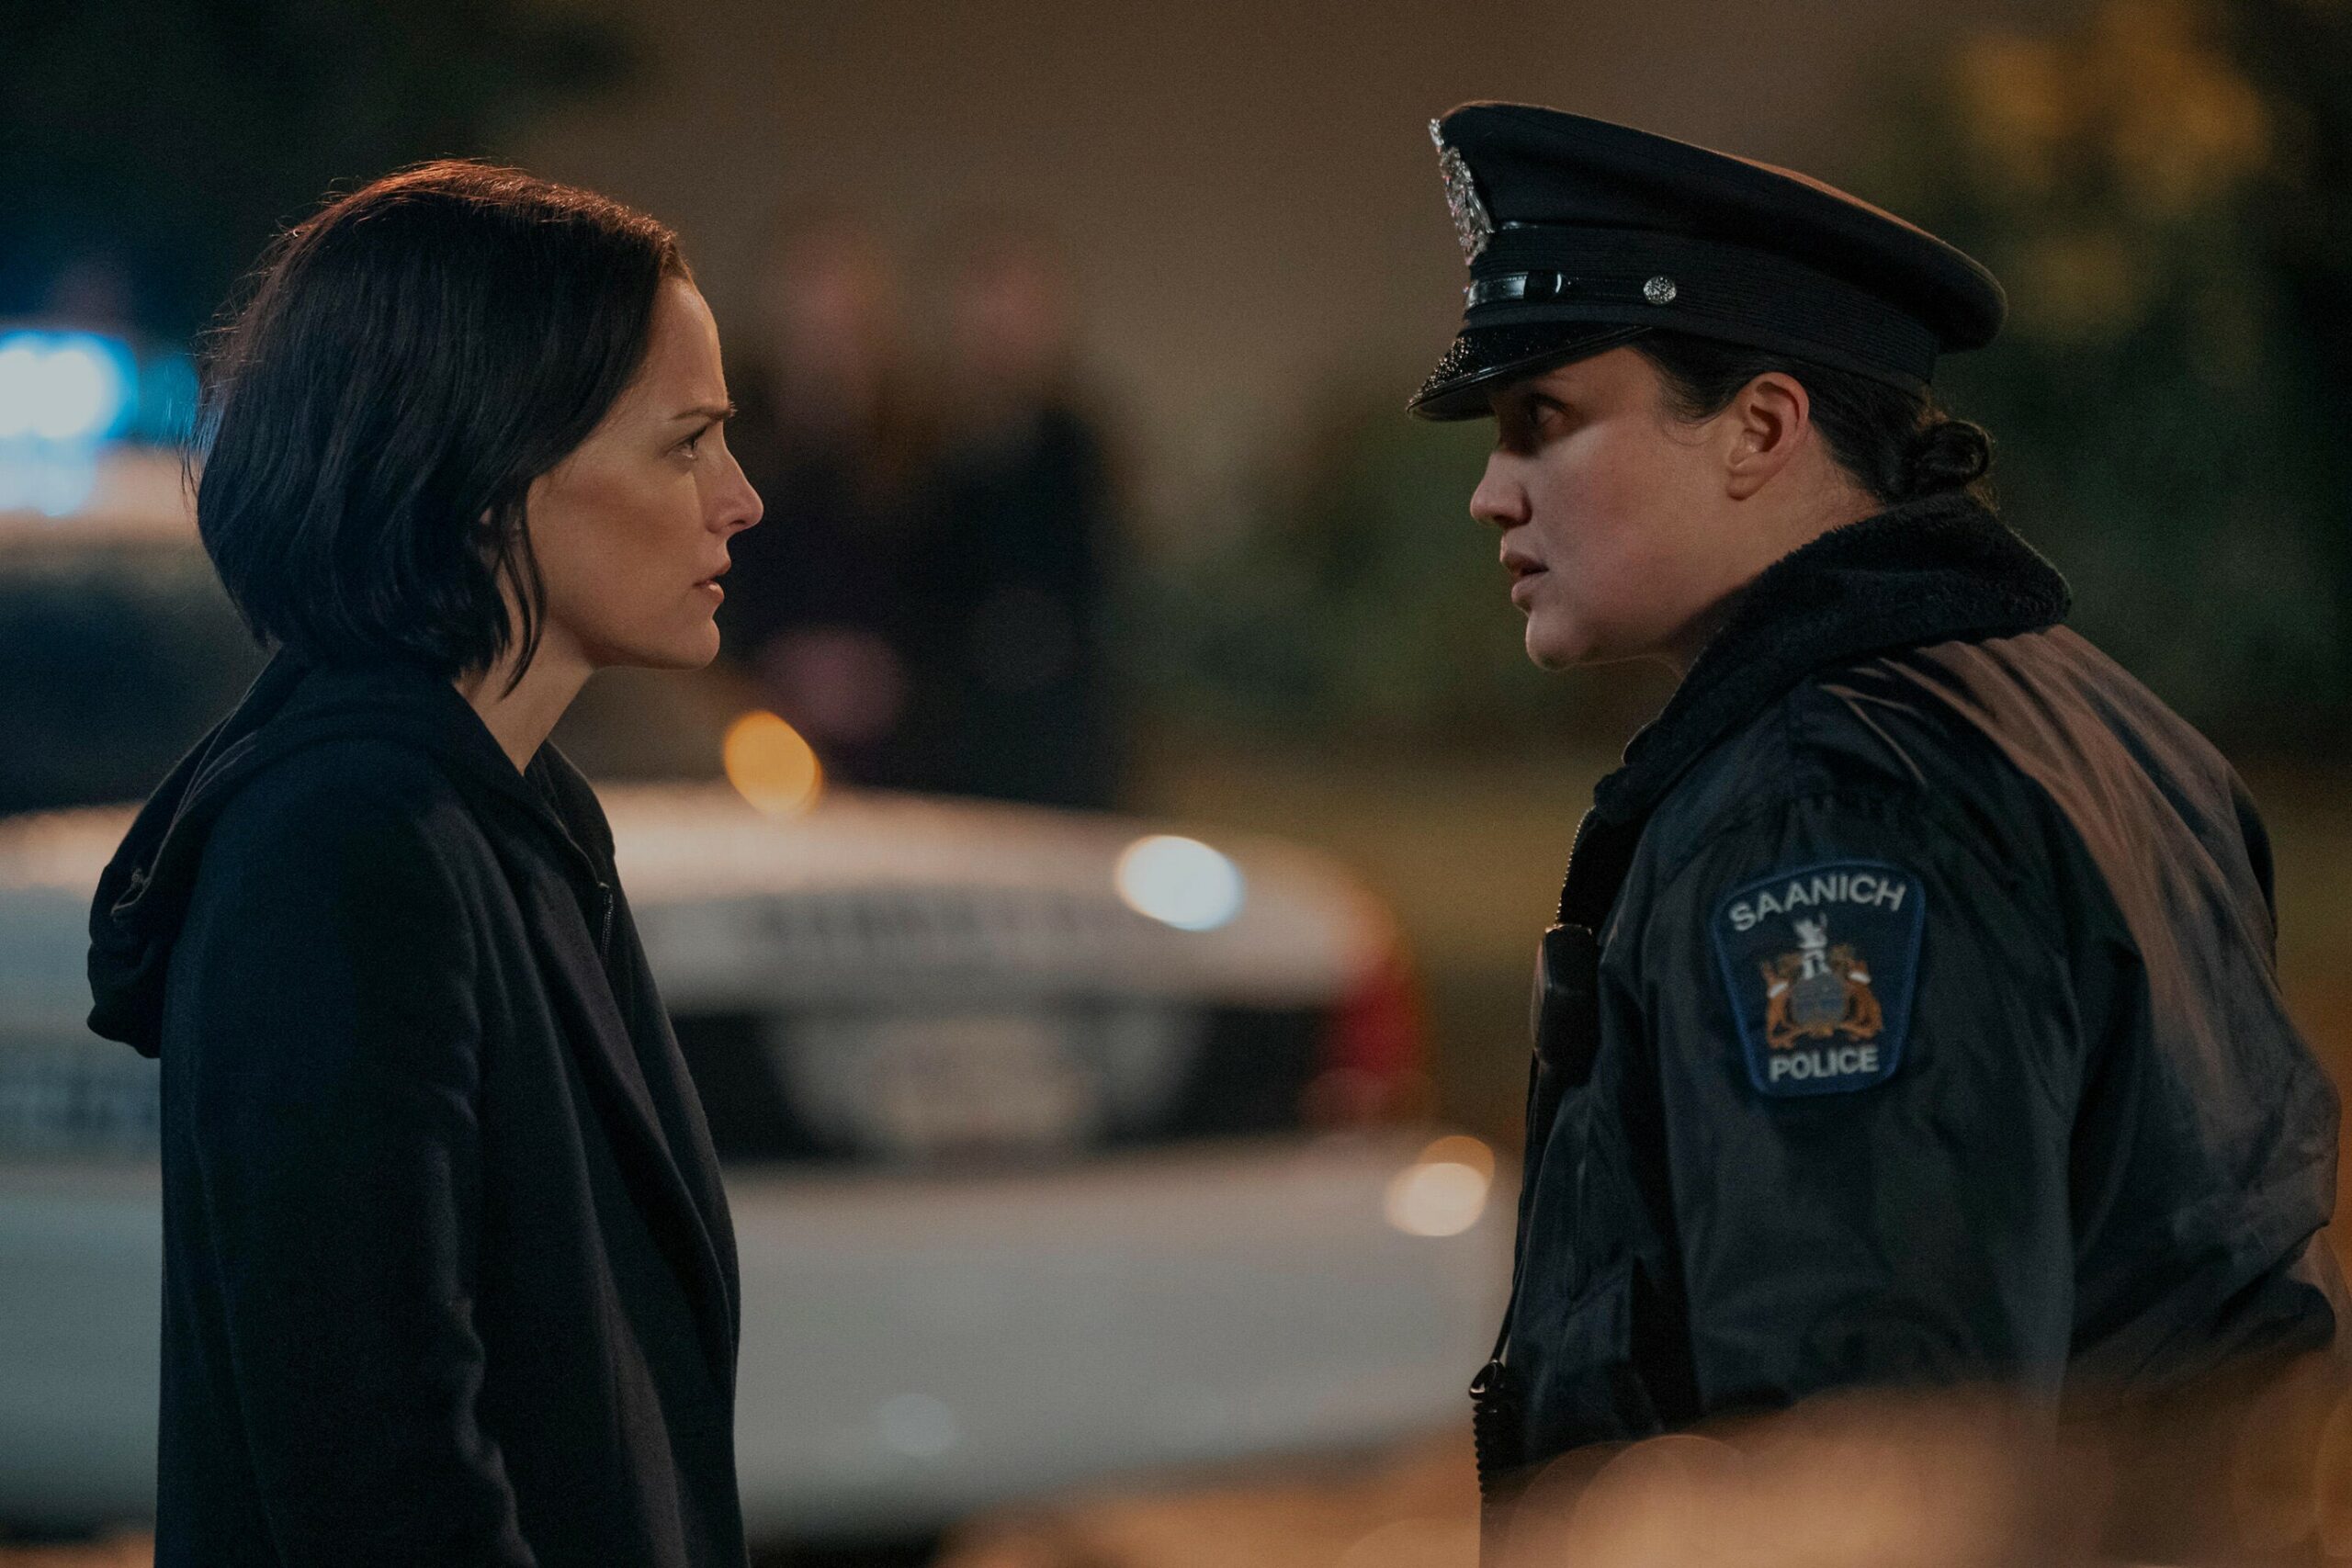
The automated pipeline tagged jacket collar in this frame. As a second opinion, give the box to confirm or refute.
[88,649,607,1055]
[1592,490,2071,827]
[1555,491,2068,927]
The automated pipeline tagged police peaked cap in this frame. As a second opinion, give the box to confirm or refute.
[1410,103,2006,420]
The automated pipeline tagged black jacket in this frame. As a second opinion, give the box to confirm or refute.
[86,654,747,1568]
[1481,492,2347,1492]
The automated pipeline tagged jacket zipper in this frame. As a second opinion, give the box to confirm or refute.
[1490,807,1608,1373]
[1555,807,1596,925]
[595,881,615,963]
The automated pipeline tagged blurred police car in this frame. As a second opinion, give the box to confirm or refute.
[0,434,1507,1540]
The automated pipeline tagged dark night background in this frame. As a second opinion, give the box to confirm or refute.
[6,1,2351,1559]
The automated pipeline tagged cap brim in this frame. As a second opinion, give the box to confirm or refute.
[1408,322,1652,421]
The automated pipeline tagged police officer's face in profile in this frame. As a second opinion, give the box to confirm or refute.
[1472,345,1839,672]
[524,278,765,672]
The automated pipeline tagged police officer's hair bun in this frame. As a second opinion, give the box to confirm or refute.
[1897,418,1993,502]
[1634,333,1994,510]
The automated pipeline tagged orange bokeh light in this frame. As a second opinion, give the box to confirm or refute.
[722,710,823,817]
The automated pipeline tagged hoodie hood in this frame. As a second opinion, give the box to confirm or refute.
[87,649,611,1056]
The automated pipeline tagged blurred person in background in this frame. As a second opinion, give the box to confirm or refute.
[1410,104,2347,1560]
[915,212,1123,809]
[719,206,943,789]
[83,164,762,1567]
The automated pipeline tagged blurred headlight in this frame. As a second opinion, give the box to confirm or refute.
[1114,834,1246,931]
[1384,1134,1494,1237]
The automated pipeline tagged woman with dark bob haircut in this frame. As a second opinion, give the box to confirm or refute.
[87,161,763,1566]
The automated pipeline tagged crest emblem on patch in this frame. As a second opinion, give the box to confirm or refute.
[1711,860,1925,1098]
[1761,917,1883,1050]
[1430,119,1494,263]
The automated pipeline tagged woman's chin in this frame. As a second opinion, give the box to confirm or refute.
[1526,609,1662,672]
[661,628,724,671]
[1524,615,1591,671]
[600,625,723,673]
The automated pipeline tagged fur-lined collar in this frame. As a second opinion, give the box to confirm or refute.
[1593,491,2071,828]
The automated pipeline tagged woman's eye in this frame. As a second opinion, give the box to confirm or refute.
[1498,406,1544,449]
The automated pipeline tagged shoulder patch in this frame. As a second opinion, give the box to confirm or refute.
[1710,860,1925,1098]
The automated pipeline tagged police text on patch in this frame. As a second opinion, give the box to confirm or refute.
[1768,1043,1880,1083]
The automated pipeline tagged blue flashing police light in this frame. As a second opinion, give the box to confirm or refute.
[0,332,138,444]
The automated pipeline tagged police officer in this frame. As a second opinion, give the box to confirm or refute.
[1411,103,2350,1547]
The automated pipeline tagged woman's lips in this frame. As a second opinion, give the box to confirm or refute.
[1505,554,1546,607]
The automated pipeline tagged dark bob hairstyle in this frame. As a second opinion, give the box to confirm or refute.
[193,160,688,686]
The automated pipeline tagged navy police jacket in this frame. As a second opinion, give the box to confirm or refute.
[1483,491,2347,1487]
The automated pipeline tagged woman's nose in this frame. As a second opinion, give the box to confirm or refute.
[1469,456,1528,531]
[718,452,763,534]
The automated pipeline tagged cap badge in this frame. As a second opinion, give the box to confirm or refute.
[1430,120,1494,264]
[1643,275,1679,306]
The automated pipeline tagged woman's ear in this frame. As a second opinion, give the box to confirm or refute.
[1722,371,1811,501]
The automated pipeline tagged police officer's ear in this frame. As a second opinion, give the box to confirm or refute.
[1719,370,1813,502]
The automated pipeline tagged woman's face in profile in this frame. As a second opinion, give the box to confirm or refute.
[1471,346,1735,672]
[526,278,763,673]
